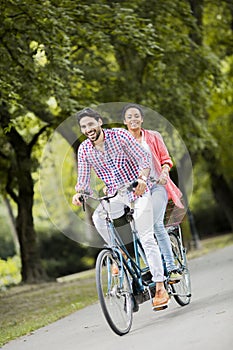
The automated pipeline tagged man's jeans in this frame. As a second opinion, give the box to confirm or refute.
[93,191,164,283]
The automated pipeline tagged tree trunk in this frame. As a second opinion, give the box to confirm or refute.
[16,170,47,282]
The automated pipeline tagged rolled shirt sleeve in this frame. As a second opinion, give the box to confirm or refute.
[75,145,92,194]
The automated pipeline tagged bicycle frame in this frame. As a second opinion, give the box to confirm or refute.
[100,198,156,304]
[81,184,190,287]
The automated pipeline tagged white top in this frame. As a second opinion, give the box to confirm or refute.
[140,134,158,181]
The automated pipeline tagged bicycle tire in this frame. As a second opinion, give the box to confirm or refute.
[169,231,191,306]
[95,249,133,336]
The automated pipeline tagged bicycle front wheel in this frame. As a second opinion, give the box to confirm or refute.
[96,249,133,336]
[169,232,191,306]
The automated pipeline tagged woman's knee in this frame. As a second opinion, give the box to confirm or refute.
[154,223,167,237]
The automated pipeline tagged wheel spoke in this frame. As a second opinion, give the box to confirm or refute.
[169,231,191,306]
[96,249,133,335]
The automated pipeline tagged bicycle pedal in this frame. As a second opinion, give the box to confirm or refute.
[168,280,180,284]
[152,304,168,312]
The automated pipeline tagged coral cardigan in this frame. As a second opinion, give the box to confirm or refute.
[142,129,184,208]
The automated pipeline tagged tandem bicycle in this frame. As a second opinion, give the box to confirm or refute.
[80,181,191,336]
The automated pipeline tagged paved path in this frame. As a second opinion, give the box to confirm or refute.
[2,245,233,350]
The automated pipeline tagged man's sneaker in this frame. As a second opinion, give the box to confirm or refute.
[168,270,182,284]
[152,290,170,311]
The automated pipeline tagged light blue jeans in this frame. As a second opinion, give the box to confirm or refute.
[151,184,177,272]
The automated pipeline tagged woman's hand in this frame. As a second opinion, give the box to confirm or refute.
[157,170,168,185]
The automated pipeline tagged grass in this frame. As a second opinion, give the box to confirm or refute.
[0,232,233,347]
[0,271,97,347]
[187,232,233,259]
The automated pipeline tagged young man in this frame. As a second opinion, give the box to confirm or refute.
[72,107,169,310]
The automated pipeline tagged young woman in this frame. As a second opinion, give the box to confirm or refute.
[122,103,184,282]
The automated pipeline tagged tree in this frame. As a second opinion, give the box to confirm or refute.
[0,0,82,282]
[0,0,164,282]
[0,107,48,281]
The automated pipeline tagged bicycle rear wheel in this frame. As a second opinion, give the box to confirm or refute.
[96,249,133,336]
[169,231,191,306]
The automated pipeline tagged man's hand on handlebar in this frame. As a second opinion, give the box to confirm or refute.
[102,186,108,195]
[72,193,83,206]
[134,178,147,196]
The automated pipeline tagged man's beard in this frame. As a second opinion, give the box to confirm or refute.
[86,127,102,143]
[94,128,102,142]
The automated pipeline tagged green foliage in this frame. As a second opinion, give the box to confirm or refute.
[38,230,98,278]
[1,0,232,150]
[190,158,215,211]
[0,0,81,118]
[1,0,231,165]
[194,204,230,237]
[207,57,233,187]
[203,0,233,58]
[190,158,231,236]
[0,256,21,290]
[0,236,15,260]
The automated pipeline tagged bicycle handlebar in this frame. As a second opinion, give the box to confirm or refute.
[79,180,138,211]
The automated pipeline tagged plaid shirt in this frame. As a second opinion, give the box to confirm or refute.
[75,128,151,200]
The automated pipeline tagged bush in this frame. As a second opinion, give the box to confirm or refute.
[0,256,21,290]
[193,204,231,237]
[0,238,15,259]
[38,230,100,278]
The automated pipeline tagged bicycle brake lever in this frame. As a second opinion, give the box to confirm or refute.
[127,181,138,192]
[79,195,86,211]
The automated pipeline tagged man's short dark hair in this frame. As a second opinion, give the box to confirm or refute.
[76,108,103,125]
[121,103,144,120]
